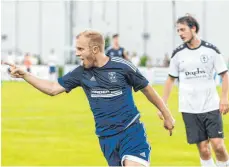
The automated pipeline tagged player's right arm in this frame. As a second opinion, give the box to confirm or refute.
[158,52,179,119]
[162,76,176,104]
[24,73,65,96]
[5,62,65,96]
[157,76,176,120]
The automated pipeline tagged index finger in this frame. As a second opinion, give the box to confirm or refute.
[4,62,16,67]
[169,129,173,136]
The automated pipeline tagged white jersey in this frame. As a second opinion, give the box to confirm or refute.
[169,40,228,114]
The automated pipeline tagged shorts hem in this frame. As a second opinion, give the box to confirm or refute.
[121,155,150,167]
[188,138,208,144]
[208,136,224,139]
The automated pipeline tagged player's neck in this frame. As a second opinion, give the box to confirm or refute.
[113,44,120,50]
[94,54,109,68]
[186,36,201,49]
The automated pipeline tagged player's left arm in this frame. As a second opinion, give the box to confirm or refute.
[126,64,175,135]
[123,49,130,61]
[213,46,229,115]
[141,85,175,123]
[220,71,229,115]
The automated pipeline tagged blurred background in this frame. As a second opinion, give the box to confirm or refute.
[1,0,229,166]
[2,1,229,66]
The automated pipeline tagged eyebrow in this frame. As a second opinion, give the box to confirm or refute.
[177,28,185,31]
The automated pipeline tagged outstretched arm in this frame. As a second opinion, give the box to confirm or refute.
[5,62,65,96]
[141,85,175,136]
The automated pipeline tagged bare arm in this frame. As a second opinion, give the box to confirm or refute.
[162,76,176,103]
[219,71,229,114]
[123,50,129,61]
[141,85,173,120]
[6,62,65,96]
[141,85,175,135]
[23,73,65,96]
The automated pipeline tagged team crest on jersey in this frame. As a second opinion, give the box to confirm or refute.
[118,50,122,56]
[200,54,208,63]
[110,52,114,56]
[108,72,117,82]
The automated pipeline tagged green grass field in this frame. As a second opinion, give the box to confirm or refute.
[1,82,229,166]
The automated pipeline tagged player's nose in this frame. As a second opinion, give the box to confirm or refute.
[178,31,183,36]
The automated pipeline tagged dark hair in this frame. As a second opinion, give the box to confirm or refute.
[177,14,200,33]
[112,33,119,38]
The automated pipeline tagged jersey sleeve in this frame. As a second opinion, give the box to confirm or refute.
[168,53,179,78]
[125,63,149,92]
[121,48,125,58]
[58,65,84,93]
[105,47,111,57]
[214,52,228,75]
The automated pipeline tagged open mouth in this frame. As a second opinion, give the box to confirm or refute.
[80,59,84,66]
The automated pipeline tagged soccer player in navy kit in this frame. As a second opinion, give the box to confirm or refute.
[106,34,129,60]
[159,15,229,167]
[6,30,175,166]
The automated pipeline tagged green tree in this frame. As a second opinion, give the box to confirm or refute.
[105,35,111,50]
[139,55,148,67]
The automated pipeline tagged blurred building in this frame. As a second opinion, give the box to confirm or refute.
[2,1,229,65]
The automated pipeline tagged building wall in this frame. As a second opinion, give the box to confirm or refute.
[2,1,229,65]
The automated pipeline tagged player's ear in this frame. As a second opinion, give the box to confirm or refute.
[92,46,99,54]
[191,26,196,33]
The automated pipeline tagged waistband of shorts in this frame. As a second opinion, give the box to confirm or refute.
[98,119,140,139]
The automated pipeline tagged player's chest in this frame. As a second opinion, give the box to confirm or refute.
[110,50,123,57]
[178,51,214,69]
[81,70,126,88]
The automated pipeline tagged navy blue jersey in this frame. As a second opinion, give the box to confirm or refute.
[106,47,125,58]
[58,57,149,137]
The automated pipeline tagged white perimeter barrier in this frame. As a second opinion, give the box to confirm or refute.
[63,65,222,85]
[1,65,222,85]
[1,65,50,81]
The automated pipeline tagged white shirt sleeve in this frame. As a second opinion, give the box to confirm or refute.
[169,56,179,78]
[214,53,228,74]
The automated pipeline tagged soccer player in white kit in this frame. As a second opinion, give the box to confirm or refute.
[159,15,229,167]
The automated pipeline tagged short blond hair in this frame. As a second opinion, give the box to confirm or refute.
[76,30,105,52]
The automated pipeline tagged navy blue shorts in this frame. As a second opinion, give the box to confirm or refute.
[99,121,151,166]
[49,66,56,73]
